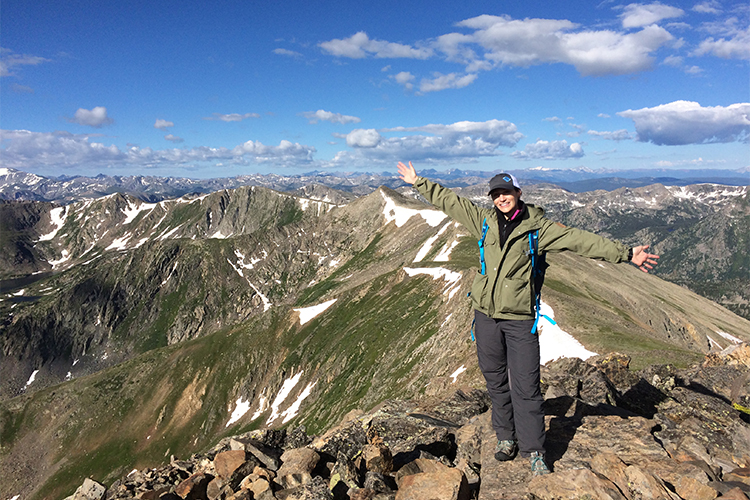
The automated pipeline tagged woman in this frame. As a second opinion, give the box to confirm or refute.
[397,161,659,475]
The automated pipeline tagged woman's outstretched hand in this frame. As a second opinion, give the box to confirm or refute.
[631,245,660,273]
[397,161,417,185]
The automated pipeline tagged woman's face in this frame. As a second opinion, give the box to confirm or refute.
[490,188,521,216]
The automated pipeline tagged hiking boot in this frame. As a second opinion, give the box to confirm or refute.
[494,439,518,461]
[529,451,550,476]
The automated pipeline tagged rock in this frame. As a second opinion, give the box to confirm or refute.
[230,437,282,471]
[69,478,107,500]
[363,471,394,493]
[206,477,232,500]
[276,475,334,500]
[528,469,626,499]
[394,467,470,500]
[622,464,681,499]
[394,458,450,488]
[360,440,393,475]
[214,450,248,480]
[175,472,214,500]
[329,452,360,495]
[674,476,719,500]
[726,468,750,485]
[278,447,320,475]
[719,488,750,500]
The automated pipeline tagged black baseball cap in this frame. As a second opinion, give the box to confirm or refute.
[488,173,521,195]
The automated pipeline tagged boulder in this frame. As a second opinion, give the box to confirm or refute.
[395,467,470,500]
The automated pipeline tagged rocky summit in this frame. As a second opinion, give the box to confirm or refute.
[58,344,750,500]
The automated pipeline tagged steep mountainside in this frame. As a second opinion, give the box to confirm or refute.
[2,184,750,499]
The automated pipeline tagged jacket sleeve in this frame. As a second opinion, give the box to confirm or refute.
[413,177,487,239]
[538,219,630,263]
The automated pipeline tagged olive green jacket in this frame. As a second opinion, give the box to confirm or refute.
[413,177,630,320]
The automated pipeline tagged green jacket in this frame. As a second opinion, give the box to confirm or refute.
[414,177,630,320]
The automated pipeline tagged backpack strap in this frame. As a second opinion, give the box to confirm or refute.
[478,218,490,275]
[528,230,556,335]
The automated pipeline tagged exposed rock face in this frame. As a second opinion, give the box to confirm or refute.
[54,346,750,500]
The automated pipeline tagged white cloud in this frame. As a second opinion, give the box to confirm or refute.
[327,119,523,166]
[418,72,478,93]
[301,109,361,125]
[164,134,184,143]
[618,101,750,145]
[0,129,316,170]
[346,129,381,148]
[452,15,674,76]
[512,140,584,160]
[543,116,562,123]
[692,1,721,14]
[618,3,684,29]
[70,107,113,128]
[203,113,261,122]
[392,71,415,90]
[273,48,303,58]
[154,119,174,130]
[319,31,433,59]
[0,48,50,77]
[692,25,750,60]
[587,129,633,141]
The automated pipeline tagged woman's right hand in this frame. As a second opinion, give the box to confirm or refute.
[397,161,417,185]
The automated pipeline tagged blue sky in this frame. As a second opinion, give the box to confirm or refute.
[1,0,748,178]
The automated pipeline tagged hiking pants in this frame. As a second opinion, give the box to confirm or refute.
[474,310,545,456]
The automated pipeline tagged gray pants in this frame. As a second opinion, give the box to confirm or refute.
[474,310,545,456]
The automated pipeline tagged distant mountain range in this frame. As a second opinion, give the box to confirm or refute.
[1,166,748,204]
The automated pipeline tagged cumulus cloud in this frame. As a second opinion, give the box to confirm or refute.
[418,72,478,93]
[300,109,361,124]
[346,129,382,148]
[618,101,750,145]
[326,119,524,167]
[319,31,433,59]
[0,129,316,170]
[0,48,50,77]
[69,107,114,128]
[587,129,634,141]
[154,119,174,130]
[451,15,674,76]
[203,113,261,122]
[618,3,684,29]
[391,71,415,90]
[164,134,184,143]
[692,25,750,60]
[512,140,584,160]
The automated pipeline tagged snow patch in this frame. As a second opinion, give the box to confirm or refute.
[38,207,67,241]
[294,299,337,325]
[403,267,463,299]
[26,369,39,387]
[717,330,742,344]
[251,395,268,420]
[381,192,447,228]
[435,240,460,262]
[122,201,156,224]
[227,257,272,311]
[106,234,132,251]
[226,397,252,427]
[281,381,317,424]
[48,249,71,269]
[450,365,466,383]
[267,371,303,425]
[538,301,597,365]
[414,222,451,262]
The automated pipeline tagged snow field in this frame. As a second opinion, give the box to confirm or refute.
[381,192,447,228]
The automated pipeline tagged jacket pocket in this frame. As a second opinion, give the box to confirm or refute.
[496,277,533,315]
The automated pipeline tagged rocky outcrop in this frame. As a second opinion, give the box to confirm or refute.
[59,345,750,500]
